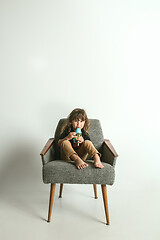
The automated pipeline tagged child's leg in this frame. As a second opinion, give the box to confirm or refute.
[93,153,104,168]
[60,140,88,169]
[60,140,76,161]
[77,140,100,159]
[77,140,104,168]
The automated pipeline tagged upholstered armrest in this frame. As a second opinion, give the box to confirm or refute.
[101,139,118,167]
[40,138,56,165]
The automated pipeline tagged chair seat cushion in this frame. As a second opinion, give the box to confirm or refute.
[43,160,115,185]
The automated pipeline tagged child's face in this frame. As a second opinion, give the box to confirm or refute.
[72,119,85,131]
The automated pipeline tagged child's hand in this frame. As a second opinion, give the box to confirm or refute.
[67,132,76,140]
[77,136,84,143]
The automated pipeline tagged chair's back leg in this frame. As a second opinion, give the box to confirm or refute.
[48,183,56,222]
[101,184,110,225]
[59,184,63,198]
[93,184,98,199]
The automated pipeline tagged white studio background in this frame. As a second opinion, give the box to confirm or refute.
[0,0,160,238]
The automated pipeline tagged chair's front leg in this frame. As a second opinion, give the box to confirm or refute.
[48,183,56,222]
[101,184,110,225]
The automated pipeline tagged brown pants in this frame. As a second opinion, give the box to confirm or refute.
[60,140,101,161]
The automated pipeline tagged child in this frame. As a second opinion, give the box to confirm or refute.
[58,108,104,170]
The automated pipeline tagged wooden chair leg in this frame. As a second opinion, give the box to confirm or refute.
[59,184,63,198]
[101,184,110,225]
[48,183,56,222]
[93,184,98,199]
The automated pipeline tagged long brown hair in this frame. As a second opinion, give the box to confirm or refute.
[61,108,90,134]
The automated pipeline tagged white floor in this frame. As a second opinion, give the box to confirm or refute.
[0,153,160,240]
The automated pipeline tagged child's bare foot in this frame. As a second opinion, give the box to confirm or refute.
[94,160,104,168]
[70,154,88,170]
[75,158,88,169]
[93,154,104,169]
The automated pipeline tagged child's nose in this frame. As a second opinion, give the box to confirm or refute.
[77,121,80,127]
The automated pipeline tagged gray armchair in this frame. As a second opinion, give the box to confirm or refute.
[40,119,118,225]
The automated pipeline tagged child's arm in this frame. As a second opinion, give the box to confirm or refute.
[58,132,76,147]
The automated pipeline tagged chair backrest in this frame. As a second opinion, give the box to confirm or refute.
[54,119,104,159]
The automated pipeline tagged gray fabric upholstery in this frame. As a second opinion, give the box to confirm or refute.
[42,118,116,185]
[43,160,115,185]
